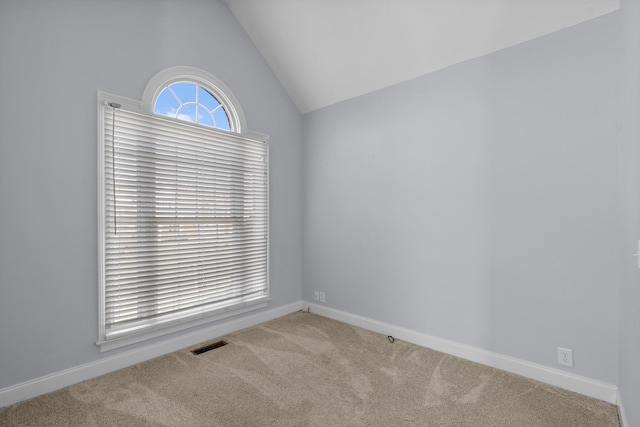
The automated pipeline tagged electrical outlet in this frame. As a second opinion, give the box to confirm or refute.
[319,291,325,303]
[557,347,573,367]
[314,291,319,301]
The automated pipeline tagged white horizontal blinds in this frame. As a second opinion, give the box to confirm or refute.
[103,105,268,340]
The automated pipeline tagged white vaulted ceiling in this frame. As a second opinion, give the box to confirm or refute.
[224,0,620,113]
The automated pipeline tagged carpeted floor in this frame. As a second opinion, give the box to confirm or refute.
[0,312,620,426]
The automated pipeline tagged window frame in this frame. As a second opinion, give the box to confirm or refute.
[97,67,269,352]
[142,66,248,134]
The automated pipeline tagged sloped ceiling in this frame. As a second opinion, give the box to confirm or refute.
[224,0,620,113]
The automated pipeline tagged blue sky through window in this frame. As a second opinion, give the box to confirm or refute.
[154,82,231,131]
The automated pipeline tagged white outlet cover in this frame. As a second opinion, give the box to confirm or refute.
[557,347,574,367]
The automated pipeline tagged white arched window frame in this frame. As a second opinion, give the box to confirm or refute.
[141,66,248,134]
[97,67,269,352]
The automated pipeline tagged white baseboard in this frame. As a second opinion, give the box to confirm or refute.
[617,388,629,427]
[304,302,618,405]
[0,300,620,411]
[0,301,303,409]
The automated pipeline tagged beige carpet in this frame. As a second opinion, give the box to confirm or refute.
[0,312,619,426]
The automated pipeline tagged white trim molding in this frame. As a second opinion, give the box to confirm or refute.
[0,302,303,409]
[0,301,620,411]
[303,302,619,405]
[141,65,248,134]
[617,388,629,427]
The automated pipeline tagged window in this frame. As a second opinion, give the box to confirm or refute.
[97,67,269,351]
[154,82,231,130]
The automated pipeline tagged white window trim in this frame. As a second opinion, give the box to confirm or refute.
[97,67,269,352]
[142,66,248,134]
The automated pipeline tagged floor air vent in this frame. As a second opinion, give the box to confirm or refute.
[191,341,228,355]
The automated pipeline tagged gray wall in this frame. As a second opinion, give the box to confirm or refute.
[0,0,302,389]
[303,13,620,384]
[619,0,640,424]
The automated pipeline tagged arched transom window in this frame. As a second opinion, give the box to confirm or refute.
[141,65,248,134]
[154,82,231,131]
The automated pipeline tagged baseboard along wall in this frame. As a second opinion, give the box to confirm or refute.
[0,301,302,409]
[302,302,619,406]
[616,388,629,427]
[0,299,622,412]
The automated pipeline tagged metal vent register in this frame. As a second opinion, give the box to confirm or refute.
[191,341,228,355]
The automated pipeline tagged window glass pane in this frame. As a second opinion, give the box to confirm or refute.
[153,81,233,131]
[170,82,196,104]
[198,86,220,112]
[155,88,180,117]
[213,107,231,131]
[177,103,197,123]
[197,104,215,127]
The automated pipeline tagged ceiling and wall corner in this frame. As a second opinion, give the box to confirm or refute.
[224,0,620,113]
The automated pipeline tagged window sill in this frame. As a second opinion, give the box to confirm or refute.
[97,298,270,352]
